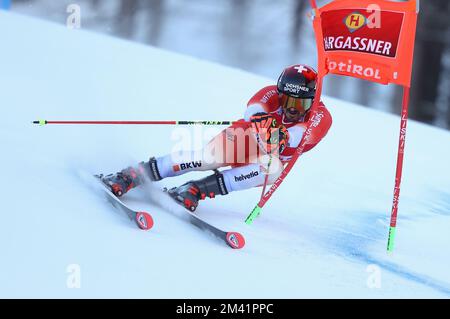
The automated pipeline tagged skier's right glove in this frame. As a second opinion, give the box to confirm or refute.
[249,112,278,132]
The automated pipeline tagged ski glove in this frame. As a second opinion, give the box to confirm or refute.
[250,112,278,131]
[250,112,289,154]
[265,124,289,154]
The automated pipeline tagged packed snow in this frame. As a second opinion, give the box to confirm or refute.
[1,12,449,298]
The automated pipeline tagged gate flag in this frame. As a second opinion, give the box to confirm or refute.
[311,0,418,87]
[309,0,419,252]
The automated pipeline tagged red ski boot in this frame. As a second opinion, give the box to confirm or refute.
[167,170,228,212]
[100,166,146,197]
[101,157,162,197]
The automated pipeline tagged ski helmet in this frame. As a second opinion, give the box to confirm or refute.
[277,65,318,116]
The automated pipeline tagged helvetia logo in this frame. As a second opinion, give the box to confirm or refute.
[344,12,367,33]
[234,171,259,182]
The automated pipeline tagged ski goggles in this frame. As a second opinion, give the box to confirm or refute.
[280,94,313,114]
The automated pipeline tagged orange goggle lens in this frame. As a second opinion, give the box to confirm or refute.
[281,95,313,114]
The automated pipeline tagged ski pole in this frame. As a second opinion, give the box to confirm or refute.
[245,75,325,225]
[259,156,272,201]
[252,128,274,202]
[244,110,323,225]
[32,120,249,126]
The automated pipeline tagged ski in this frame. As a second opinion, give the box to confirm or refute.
[94,175,153,231]
[162,188,245,249]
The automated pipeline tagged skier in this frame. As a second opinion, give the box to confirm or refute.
[101,65,332,211]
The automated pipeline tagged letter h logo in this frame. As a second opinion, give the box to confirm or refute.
[344,12,367,33]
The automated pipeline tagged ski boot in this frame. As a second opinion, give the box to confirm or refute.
[100,157,162,197]
[167,170,228,212]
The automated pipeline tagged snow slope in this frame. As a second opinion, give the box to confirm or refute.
[1,12,449,298]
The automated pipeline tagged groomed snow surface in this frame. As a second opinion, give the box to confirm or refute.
[1,12,449,298]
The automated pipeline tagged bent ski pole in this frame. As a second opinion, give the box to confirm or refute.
[245,110,325,224]
[245,75,324,225]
